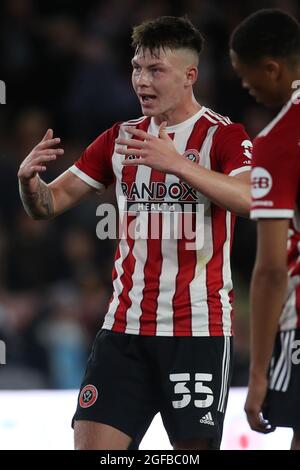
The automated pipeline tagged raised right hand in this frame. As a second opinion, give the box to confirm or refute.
[18,128,64,182]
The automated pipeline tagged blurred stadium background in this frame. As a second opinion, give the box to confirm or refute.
[0,0,299,448]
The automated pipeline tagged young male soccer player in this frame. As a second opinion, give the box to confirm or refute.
[230,9,300,449]
[18,16,251,449]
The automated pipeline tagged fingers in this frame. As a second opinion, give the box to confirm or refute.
[115,137,145,148]
[123,126,153,140]
[18,164,47,180]
[41,128,53,142]
[19,152,62,172]
[116,147,146,157]
[29,165,47,173]
[23,150,64,175]
[20,149,64,168]
[18,130,64,181]
[37,137,61,150]
[245,408,274,434]
[122,158,146,166]
[29,154,62,166]
[158,121,166,133]
[158,121,169,140]
[35,148,64,156]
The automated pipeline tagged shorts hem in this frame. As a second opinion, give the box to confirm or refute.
[72,414,135,441]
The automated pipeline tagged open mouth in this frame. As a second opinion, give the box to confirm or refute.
[140,94,157,104]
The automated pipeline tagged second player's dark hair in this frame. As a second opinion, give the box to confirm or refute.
[132,16,204,57]
[230,9,300,63]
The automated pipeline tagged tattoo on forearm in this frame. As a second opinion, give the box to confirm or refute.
[19,178,54,219]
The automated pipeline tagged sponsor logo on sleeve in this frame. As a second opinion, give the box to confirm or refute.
[251,167,273,199]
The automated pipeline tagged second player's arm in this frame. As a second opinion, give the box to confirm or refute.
[245,219,289,431]
[117,124,251,216]
[249,219,289,378]
[173,159,250,216]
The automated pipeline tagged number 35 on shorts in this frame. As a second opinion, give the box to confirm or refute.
[169,373,213,409]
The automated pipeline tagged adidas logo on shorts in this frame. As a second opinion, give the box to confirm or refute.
[200,412,214,426]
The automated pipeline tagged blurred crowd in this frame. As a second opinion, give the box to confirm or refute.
[0,0,299,389]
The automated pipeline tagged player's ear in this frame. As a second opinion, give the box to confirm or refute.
[185,66,198,86]
[264,59,281,81]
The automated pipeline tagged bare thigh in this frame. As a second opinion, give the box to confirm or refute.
[74,420,132,450]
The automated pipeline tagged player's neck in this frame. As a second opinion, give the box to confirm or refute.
[154,97,201,127]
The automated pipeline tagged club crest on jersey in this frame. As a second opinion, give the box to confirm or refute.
[79,384,98,408]
[183,149,200,164]
[241,139,253,163]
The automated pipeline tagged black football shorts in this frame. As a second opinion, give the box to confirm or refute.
[263,327,300,430]
[73,329,233,449]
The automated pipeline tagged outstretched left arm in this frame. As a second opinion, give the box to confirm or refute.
[116,123,250,217]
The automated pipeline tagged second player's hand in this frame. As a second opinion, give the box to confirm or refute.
[18,128,64,182]
[244,374,275,433]
[115,122,184,174]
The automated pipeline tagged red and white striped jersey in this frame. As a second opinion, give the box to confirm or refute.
[251,91,300,331]
[70,106,251,336]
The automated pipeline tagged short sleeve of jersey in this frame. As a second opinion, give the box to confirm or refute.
[212,123,252,176]
[69,124,119,193]
[250,133,300,219]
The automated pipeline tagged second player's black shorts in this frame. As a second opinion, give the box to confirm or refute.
[263,327,300,430]
[73,329,233,449]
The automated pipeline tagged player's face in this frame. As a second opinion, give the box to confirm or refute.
[230,49,281,107]
[131,47,195,118]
